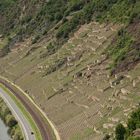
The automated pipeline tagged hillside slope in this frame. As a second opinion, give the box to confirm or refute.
[0,0,140,140]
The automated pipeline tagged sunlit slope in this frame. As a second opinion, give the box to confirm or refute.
[1,22,139,139]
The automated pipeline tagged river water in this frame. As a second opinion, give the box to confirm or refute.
[0,118,10,140]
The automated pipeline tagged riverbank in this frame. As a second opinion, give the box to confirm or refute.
[0,97,23,140]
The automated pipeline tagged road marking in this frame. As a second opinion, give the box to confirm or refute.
[0,75,61,140]
[0,89,30,140]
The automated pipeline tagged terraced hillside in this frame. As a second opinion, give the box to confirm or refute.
[0,0,140,140]
[0,21,140,140]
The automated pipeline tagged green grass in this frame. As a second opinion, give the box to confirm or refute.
[70,128,95,140]
[128,136,140,140]
[0,84,42,140]
[0,38,8,49]
[111,107,122,117]
[106,29,134,71]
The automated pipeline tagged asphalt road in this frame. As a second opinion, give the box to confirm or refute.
[0,79,53,140]
[0,87,35,140]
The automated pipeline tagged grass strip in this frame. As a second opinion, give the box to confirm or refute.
[0,83,42,140]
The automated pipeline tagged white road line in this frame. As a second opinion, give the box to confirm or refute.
[0,89,31,140]
[0,75,61,140]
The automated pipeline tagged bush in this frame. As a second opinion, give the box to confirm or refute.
[5,114,17,127]
[32,35,40,44]
[114,108,140,140]
[115,123,126,140]
[107,30,133,71]
[127,108,140,132]
[0,98,23,139]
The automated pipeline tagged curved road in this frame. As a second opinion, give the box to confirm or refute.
[0,88,35,140]
[0,78,56,140]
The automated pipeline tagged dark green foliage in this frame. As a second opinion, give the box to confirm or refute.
[103,0,140,24]
[0,0,139,38]
[21,15,32,25]
[56,0,119,40]
[0,0,17,11]
[56,0,140,40]
[106,29,134,72]
[32,35,40,44]
[44,58,67,76]
[47,42,57,54]
[64,0,85,16]
[0,98,23,140]
[1,0,133,43]
[115,123,126,140]
[115,108,140,140]
[127,108,140,133]
[0,0,20,34]
[5,115,17,127]
[39,42,61,58]
[0,0,139,58]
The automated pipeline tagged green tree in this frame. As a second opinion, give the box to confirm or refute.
[115,123,126,140]
[5,114,17,127]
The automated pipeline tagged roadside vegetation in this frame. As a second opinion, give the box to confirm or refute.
[0,97,23,140]
[0,84,42,140]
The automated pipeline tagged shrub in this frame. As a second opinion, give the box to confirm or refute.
[115,123,126,140]
[32,35,40,44]
[0,98,23,139]
[107,30,133,71]
[114,108,140,140]
[5,114,18,127]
